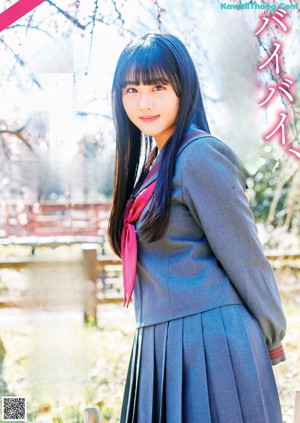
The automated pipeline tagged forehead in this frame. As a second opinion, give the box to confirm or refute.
[120,63,171,87]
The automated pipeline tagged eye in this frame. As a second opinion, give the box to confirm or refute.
[125,87,138,93]
[153,85,165,91]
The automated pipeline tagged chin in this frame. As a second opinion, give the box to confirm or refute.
[141,131,156,137]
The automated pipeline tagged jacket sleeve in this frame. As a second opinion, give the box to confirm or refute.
[180,136,286,365]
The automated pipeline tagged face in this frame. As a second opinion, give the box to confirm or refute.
[122,80,180,150]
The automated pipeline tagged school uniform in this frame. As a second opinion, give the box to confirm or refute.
[120,124,286,423]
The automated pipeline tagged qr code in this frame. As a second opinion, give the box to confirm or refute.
[1,396,27,421]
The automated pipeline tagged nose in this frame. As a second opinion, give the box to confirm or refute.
[139,93,152,111]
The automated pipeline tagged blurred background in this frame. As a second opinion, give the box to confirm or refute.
[0,0,299,422]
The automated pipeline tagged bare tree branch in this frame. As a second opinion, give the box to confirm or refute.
[3,23,54,37]
[45,0,87,30]
[85,0,99,75]
[0,130,33,151]
[150,0,166,31]
[95,17,136,36]
[25,7,37,36]
[0,38,42,88]
[111,0,125,25]
[266,162,295,225]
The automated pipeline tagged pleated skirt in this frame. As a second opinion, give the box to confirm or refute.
[120,304,283,423]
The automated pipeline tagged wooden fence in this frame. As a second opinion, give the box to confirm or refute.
[0,202,111,237]
[1,244,299,321]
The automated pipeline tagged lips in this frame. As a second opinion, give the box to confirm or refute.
[139,115,160,122]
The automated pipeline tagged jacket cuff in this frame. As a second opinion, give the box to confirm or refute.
[268,344,286,365]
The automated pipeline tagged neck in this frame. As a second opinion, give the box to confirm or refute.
[154,126,175,150]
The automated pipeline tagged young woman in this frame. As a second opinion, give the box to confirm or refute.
[108,33,286,423]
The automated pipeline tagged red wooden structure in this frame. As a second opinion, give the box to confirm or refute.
[0,201,111,238]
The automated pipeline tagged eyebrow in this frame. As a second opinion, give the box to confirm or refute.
[122,81,139,87]
[122,78,170,88]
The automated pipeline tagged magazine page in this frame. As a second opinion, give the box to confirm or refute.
[0,1,299,422]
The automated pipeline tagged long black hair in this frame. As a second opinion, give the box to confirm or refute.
[108,33,210,257]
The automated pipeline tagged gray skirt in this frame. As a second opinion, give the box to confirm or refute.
[120,304,283,423]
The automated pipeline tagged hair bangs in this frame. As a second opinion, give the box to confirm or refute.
[116,41,181,97]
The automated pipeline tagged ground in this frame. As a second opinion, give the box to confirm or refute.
[0,299,299,423]
[0,250,299,422]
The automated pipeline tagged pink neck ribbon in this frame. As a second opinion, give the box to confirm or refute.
[121,130,206,307]
[121,167,158,307]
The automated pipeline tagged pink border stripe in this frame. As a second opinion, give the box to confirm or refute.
[0,0,45,32]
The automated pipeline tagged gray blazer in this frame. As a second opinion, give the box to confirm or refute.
[133,124,286,362]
